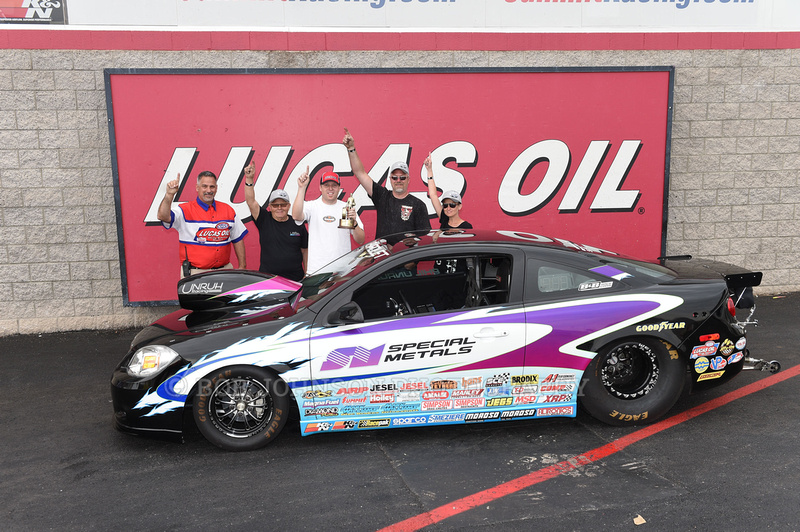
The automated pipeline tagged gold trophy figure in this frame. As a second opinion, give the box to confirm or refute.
[339,194,357,229]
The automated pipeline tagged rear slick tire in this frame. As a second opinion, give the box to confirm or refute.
[193,365,289,451]
[580,338,684,426]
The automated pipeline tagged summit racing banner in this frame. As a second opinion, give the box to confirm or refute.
[106,68,673,304]
[30,0,799,32]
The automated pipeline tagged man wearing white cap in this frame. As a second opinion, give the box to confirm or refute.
[244,163,308,281]
[342,128,431,240]
[293,166,366,275]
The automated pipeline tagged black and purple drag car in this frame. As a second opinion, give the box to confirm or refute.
[111,230,769,451]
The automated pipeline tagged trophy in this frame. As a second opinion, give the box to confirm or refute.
[339,194,357,229]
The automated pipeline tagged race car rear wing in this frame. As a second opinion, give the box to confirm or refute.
[660,256,762,308]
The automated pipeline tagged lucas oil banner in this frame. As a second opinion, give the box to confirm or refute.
[106,68,673,304]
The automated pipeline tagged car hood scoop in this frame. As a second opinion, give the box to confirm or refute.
[177,270,302,311]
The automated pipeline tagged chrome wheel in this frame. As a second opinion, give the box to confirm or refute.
[209,377,274,438]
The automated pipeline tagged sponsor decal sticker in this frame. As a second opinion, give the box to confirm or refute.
[462,376,482,388]
[697,371,724,382]
[539,383,575,393]
[719,339,735,356]
[465,412,501,422]
[710,356,727,371]
[303,389,333,399]
[333,420,356,430]
[727,352,744,365]
[429,413,466,423]
[422,390,449,400]
[694,356,710,373]
[370,392,395,404]
[305,407,339,417]
[486,387,512,397]
[501,409,538,419]
[321,345,383,371]
[342,396,368,405]
[392,416,427,426]
[486,373,510,387]
[486,397,514,407]
[691,341,719,359]
[452,389,483,398]
[735,337,747,351]
[358,419,390,429]
[542,373,576,383]
[382,403,419,413]
[302,399,340,408]
[514,395,537,405]
[538,394,572,403]
[511,374,538,385]
[578,281,614,291]
[635,321,686,332]
[538,406,575,417]
[454,398,486,409]
[396,390,421,402]
[422,400,453,411]
[512,385,539,395]
[337,387,367,395]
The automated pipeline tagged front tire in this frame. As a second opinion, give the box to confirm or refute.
[193,366,289,451]
[580,339,684,426]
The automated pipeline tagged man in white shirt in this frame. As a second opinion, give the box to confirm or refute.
[292,167,366,274]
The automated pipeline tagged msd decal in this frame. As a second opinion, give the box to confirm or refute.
[107,69,672,304]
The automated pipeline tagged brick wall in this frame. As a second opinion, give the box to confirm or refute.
[0,47,798,335]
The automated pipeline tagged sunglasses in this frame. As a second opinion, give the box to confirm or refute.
[390,175,408,181]
[442,202,459,208]
[270,202,290,208]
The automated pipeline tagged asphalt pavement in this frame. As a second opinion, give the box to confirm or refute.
[1,293,798,531]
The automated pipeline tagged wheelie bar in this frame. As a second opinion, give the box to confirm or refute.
[741,349,781,373]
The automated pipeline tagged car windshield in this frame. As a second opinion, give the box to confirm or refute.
[297,238,398,304]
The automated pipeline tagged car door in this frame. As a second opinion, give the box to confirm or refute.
[521,257,629,417]
[301,246,531,433]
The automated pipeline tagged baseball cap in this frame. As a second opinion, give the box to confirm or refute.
[389,161,409,175]
[441,190,462,204]
[268,190,290,204]
[321,171,340,185]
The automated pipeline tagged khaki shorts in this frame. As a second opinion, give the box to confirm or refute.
[180,262,234,278]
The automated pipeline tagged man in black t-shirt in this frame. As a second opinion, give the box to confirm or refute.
[243,180,308,281]
[343,128,431,241]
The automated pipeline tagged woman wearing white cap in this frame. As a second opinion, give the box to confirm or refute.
[424,154,472,230]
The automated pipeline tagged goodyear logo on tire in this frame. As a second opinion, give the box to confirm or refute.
[694,356,710,373]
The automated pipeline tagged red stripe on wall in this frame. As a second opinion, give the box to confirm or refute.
[1,29,799,51]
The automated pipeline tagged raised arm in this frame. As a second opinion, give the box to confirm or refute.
[343,128,373,197]
[424,153,443,218]
[243,162,260,221]
[157,173,180,223]
[292,166,310,222]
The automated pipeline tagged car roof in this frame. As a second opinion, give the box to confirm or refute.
[380,229,630,261]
